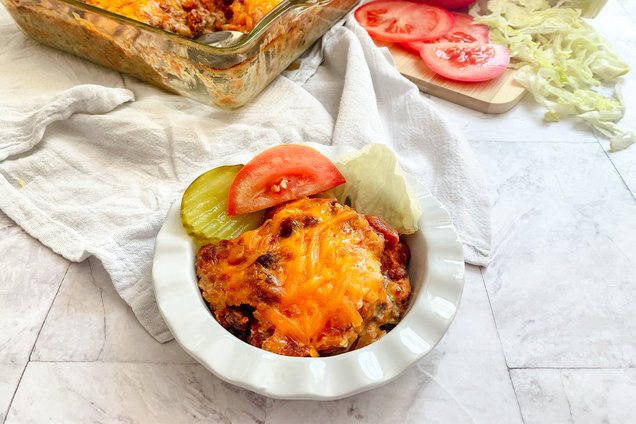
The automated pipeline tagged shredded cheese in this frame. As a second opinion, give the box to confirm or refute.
[197,197,410,356]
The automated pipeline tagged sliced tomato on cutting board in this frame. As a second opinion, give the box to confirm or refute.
[402,13,489,54]
[419,42,510,82]
[354,0,454,43]
[437,13,489,43]
[227,144,346,215]
[416,0,477,9]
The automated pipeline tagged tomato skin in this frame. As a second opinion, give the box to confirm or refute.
[227,144,346,216]
[401,13,489,54]
[354,0,454,43]
[416,0,477,9]
[419,42,510,82]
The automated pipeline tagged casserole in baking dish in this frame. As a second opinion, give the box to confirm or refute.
[1,0,358,108]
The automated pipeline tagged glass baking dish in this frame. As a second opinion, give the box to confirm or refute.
[1,0,358,108]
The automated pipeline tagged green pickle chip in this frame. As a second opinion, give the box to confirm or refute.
[180,165,264,245]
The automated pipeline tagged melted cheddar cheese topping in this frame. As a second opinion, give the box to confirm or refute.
[82,0,281,38]
[196,197,411,357]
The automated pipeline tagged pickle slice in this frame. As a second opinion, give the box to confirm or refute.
[181,165,265,244]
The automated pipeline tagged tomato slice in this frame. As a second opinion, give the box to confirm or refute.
[354,0,454,43]
[416,0,477,9]
[227,144,346,215]
[402,13,489,54]
[419,42,510,82]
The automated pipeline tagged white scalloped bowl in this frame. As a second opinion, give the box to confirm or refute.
[152,144,465,400]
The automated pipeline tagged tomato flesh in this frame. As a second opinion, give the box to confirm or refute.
[416,0,477,9]
[402,13,489,54]
[419,42,510,82]
[227,144,346,215]
[354,0,454,43]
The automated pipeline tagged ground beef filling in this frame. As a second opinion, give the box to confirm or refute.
[81,0,281,38]
[196,197,412,357]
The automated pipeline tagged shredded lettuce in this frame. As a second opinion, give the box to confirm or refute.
[557,0,607,18]
[469,0,634,151]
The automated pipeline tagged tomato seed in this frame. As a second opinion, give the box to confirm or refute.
[438,45,496,67]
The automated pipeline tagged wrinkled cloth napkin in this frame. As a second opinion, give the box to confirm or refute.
[0,7,491,342]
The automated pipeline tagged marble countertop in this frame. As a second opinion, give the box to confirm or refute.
[2,0,636,422]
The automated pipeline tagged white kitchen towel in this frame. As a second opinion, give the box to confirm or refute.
[0,8,491,342]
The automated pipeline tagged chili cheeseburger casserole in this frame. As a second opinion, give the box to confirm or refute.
[81,0,282,38]
[195,197,412,357]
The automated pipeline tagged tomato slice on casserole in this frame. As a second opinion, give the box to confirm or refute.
[227,144,346,215]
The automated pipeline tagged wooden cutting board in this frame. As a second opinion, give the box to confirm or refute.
[376,41,527,114]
